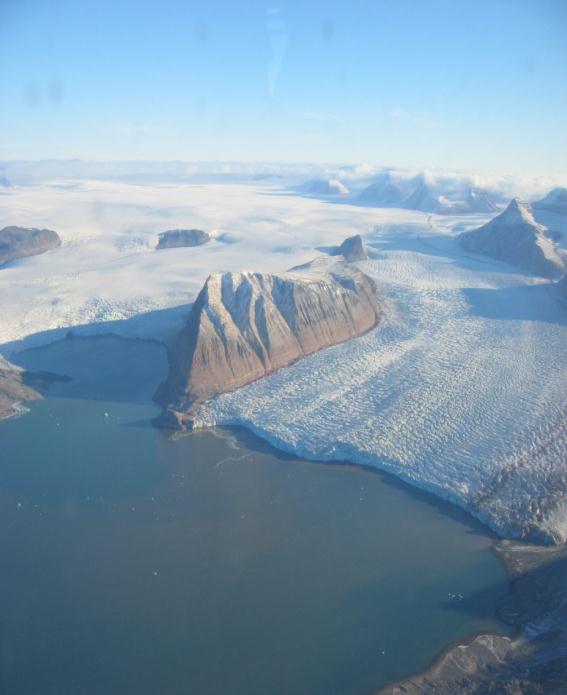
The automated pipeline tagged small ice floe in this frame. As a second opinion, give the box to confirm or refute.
[447,592,464,601]
[153,570,159,576]
[17,502,22,509]
[104,412,109,418]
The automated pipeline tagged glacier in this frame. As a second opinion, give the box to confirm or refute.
[1,172,567,542]
[195,222,567,543]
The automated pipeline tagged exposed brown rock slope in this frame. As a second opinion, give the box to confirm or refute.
[155,228,211,249]
[0,226,61,268]
[155,261,380,428]
[0,356,65,419]
[332,234,368,262]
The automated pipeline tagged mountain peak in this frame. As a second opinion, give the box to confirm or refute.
[499,198,536,226]
[458,198,564,278]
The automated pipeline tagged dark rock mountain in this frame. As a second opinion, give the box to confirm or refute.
[156,229,211,249]
[331,234,368,262]
[0,226,61,268]
[155,263,381,428]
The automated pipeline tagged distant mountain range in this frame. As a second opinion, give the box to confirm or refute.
[533,187,567,215]
[358,172,499,214]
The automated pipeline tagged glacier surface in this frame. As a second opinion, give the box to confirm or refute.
[1,173,567,542]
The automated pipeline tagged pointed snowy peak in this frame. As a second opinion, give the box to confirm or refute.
[497,198,539,227]
[458,198,565,278]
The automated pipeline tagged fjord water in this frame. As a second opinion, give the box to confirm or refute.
[0,336,509,695]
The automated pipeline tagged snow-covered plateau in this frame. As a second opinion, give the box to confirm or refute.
[1,171,567,542]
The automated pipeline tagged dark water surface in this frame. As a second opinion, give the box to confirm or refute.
[0,336,510,695]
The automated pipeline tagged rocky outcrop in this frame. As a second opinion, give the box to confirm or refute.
[533,187,567,215]
[156,228,211,250]
[331,234,368,262]
[0,356,66,419]
[0,226,61,268]
[155,263,381,428]
[459,198,565,278]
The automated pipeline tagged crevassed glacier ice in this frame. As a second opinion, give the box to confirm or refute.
[196,226,567,543]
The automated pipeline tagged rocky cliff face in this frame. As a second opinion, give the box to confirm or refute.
[0,356,65,419]
[459,198,565,278]
[0,226,61,268]
[331,234,368,262]
[155,263,381,428]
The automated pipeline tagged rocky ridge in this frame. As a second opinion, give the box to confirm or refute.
[155,255,380,428]
[0,356,66,419]
[0,226,61,268]
[156,228,211,249]
[331,234,368,262]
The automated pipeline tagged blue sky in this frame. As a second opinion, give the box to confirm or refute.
[1,0,566,173]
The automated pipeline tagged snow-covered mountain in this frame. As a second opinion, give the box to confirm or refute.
[155,259,380,428]
[358,172,499,214]
[305,178,349,196]
[533,187,567,215]
[357,172,409,206]
[459,199,565,278]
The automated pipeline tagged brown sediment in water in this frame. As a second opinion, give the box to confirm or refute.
[377,540,567,695]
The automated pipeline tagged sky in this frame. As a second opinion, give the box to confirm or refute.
[1,0,566,173]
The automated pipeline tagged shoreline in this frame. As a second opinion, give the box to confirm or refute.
[200,423,567,693]
[193,413,561,544]
[5,333,566,693]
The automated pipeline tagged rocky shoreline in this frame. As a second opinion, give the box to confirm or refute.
[378,541,567,694]
[0,355,68,419]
